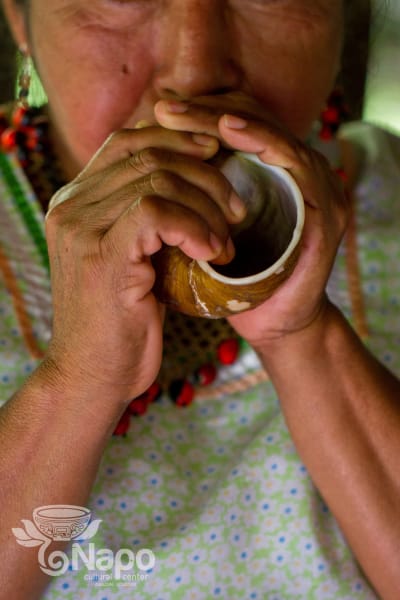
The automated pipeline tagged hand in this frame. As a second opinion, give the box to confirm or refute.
[155,93,349,350]
[44,126,246,406]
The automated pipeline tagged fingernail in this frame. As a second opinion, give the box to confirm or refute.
[166,100,189,114]
[229,194,247,219]
[192,133,217,147]
[209,232,222,254]
[224,114,248,129]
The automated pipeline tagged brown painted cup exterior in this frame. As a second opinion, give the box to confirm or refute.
[152,152,305,318]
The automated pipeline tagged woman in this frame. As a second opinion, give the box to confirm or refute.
[0,1,399,598]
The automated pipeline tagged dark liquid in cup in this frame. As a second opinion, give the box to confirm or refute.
[213,230,284,278]
[212,153,297,280]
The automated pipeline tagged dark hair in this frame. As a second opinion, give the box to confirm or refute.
[341,0,372,119]
[0,3,17,102]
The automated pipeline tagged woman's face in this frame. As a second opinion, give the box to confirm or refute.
[7,0,343,173]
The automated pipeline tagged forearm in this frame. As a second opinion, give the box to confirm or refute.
[257,302,400,599]
[0,361,123,600]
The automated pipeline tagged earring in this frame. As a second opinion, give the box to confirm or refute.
[318,89,350,141]
[17,45,32,109]
[0,48,45,163]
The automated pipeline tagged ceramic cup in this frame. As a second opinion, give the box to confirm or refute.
[152,151,305,318]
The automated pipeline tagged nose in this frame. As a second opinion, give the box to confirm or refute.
[153,1,242,100]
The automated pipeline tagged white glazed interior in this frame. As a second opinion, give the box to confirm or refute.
[198,154,305,285]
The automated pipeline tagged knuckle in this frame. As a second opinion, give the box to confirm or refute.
[49,208,80,238]
[46,195,72,228]
[129,147,164,173]
[150,170,180,197]
[133,195,163,223]
[106,128,130,146]
[46,189,89,240]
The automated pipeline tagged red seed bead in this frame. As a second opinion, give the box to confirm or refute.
[11,106,28,128]
[321,106,340,124]
[129,381,161,414]
[170,379,195,407]
[25,127,40,151]
[146,381,162,403]
[196,363,217,386]
[217,338,240,365]
[129,397,148,417]
[0,128,18,152]
[113,410,131,436]
[177,381,194,406]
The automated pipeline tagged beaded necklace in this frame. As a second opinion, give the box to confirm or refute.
[0,105,65,213]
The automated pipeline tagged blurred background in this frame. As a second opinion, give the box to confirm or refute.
[365,0,400,133]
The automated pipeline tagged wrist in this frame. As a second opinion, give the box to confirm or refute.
[16,359,128,438]
[254,300,344,370]
[38,346,145,407]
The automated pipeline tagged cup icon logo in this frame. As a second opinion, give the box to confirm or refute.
[32,505,92,541]
[12,505,102,576]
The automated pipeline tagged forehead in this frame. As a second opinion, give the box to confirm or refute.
[27,0,343,14]
[26,0,344,30]
[23,0,344,58]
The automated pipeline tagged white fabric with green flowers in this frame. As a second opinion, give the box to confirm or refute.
[1,122,399,599]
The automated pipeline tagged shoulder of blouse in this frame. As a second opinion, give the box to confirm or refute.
[338,120,400,179]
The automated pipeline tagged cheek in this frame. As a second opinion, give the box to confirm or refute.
[251,63,338,140]
[32,29,154,167]
[235,15,342,138]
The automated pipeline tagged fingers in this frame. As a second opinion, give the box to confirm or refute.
[102,194,234,273]
[48,126,244,230]
[220,114,346,213]
[154,96,323,199]
[216,111,348,272]
[154,93,337,198]
[55,146,245,224]
[155,98,303,173]
[155,94,346,222]
[155,99,223,138]
[46,121,248,269]
[75,126,219,181]
[46,141,242,271]
[58,170,237,264]
[154,91,268,138]
[219,114,299,169]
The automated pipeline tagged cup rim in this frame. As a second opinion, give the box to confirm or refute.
[197,158,305,286]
